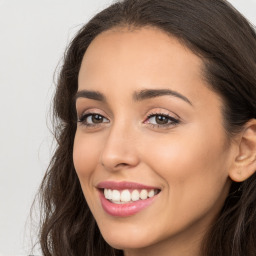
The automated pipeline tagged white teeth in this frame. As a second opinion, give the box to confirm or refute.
[121,189,131,202]
[106,189,112,200]
[140,189,148,200]
[131,190,140,201]
[104,189,112,199]
[112,190,120,201]
[148,189,154,198]
[104,188,108,199]
[103,188,159,203]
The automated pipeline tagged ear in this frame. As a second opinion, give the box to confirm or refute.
[229,119,256,182]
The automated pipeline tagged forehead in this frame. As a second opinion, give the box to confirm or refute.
[79,26,202,84]
[78,26,222,111]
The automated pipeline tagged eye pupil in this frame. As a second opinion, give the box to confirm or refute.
[92,114,103,123]
[156,115,168,124]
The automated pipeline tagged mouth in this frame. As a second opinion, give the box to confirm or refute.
[102,188,160,204]
[97,181,161,217]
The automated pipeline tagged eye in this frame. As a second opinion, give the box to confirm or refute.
[148,115,170,125]
[78,113,109,127]
[145,113,180,128]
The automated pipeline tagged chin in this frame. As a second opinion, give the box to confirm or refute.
[99,223,157,250]
[104,237,153,251]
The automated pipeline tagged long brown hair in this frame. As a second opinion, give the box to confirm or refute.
[35,0,256,255]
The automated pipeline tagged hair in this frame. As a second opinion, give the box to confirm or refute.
[35,0,256,255]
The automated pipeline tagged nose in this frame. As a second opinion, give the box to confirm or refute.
[100,122,140,172]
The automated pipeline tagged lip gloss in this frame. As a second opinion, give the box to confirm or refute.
[97,181,160,217]
[99,191,157,217]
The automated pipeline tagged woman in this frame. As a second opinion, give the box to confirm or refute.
[36,0,256,255]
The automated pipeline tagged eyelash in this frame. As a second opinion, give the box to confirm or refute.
[145,113,180,129]
[77,112,180,129]
[78,113,109,128]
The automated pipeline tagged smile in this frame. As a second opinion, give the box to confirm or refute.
[97,181,161,217]
[104,188,159,204]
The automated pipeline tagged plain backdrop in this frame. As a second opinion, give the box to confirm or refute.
[0,0,255,255]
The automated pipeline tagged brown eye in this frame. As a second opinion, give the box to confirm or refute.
[146,113,180,128]
[91,114,104,123]
[155,115,169,125]
[78,113,109,126]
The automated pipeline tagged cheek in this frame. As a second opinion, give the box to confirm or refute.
[140,124,230,225]
[73,131,101,183]
[143,120,229,182]
[73,131,105,213]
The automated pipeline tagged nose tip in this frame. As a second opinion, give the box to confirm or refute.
[100,134,140,172]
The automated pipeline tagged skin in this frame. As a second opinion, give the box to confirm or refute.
[73,27,238,256]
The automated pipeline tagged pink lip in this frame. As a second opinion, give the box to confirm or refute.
[97,181,159,190]
[97,181,160,217]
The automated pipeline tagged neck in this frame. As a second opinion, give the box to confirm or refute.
[123,219,209,256]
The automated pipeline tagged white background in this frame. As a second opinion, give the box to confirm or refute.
[0,0,255,255]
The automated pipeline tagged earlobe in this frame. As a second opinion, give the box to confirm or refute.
[229,119,256,182]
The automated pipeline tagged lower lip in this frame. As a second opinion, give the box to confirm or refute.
[99,191,158,217]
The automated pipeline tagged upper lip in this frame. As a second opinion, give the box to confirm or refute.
[97,181,160,190]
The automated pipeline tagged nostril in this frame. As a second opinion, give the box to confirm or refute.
[116,162,129,167]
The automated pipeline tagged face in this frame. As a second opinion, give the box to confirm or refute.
[73,27,235,255]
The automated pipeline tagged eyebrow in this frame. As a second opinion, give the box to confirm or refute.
[75,88,192,106]
[133,89,192,106]
[75,90,106,102]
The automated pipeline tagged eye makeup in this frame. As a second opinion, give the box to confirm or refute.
[77,109,180,131]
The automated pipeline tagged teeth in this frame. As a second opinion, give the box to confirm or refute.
[108,189,112,199]
[148,189,154,198]
[104,189,112,199]
[104,188,108,198]
[131,190,140,201]
[103,188,158,203]
[121,189,131,202]
[140,189,147,200]
[112,190,120,202]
